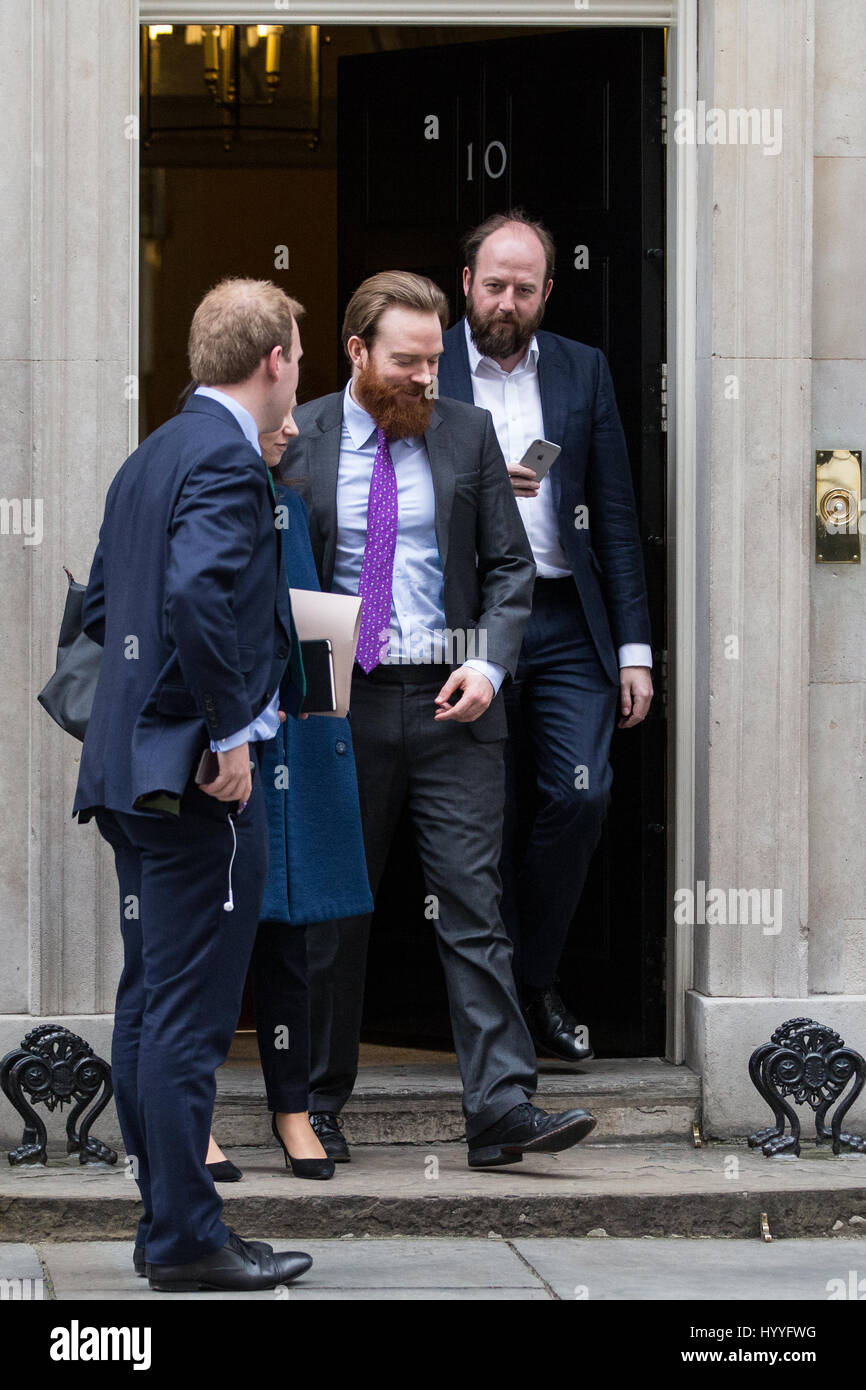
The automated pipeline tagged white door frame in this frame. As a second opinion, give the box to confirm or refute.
[134,0,698,1063]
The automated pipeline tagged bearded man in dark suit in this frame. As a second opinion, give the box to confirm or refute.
[437,211,653,1064]
[281,270,598,1169]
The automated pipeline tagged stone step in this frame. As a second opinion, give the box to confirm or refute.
[2,1140,865,1242]
[213,1055,702,1147]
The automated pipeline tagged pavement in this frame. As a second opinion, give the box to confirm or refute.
[2,1235,866,1300]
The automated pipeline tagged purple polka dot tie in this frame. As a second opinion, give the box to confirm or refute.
[356,427,398,673]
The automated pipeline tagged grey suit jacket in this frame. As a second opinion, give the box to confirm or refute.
[279,389,536,741]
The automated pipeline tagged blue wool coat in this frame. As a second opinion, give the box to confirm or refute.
[259,485,373,925]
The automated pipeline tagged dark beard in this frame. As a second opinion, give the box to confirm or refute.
[353,362,435,439]
[466,287,546,360]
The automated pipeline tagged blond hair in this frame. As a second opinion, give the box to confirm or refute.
[188,277,305,386]
[341,271,449,360]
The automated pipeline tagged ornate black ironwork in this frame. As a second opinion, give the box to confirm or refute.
[0,1025,116,1166]
[748,1017,866,1157]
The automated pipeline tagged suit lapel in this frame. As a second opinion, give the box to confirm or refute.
[423,409,454,572]
[439,320,475,405]
[309,400,343,592]
[537,340,571,510]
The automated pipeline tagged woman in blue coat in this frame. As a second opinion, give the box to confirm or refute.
[256,417,372,1175]
[207,409,372,1180]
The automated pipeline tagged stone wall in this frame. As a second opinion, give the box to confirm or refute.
[808,0,866,998]
[688,0,866,1136]
[0,1,136,1101]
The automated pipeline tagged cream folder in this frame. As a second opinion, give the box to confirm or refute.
[288,588,363,718]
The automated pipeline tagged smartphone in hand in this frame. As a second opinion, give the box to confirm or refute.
[194,749,256,809]
[519,438,561,482]
[195,749,220,785]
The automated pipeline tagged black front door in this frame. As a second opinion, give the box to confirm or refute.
[338,28,666,1056]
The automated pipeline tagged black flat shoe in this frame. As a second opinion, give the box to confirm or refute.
[134,1228,271,1276]
[309,1110,351,1162]
[523,985,595,1064]
[467,1102,597,1168]
[271,1113,335,1180]
[206,1158,244,1182]
[148,1231,311,1293]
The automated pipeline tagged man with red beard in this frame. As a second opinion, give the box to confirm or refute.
[437,211,653,1064]
[280,271,598,1168]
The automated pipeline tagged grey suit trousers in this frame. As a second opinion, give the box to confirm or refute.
[306,665,538,1138]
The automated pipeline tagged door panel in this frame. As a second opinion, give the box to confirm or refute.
[339,28,666,1056]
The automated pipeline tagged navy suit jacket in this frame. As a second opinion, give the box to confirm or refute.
[437,319,651,684]
[73,394,296,821]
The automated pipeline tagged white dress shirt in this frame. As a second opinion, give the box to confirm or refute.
[465,320,572,578]
[331,382,505,693]
[463,320,652,671]
[192,386,281,751]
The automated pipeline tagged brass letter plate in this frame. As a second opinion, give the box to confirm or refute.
[816,449,861,563]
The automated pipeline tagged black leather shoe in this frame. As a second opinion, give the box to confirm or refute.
[467,1102,597,1168]
[272,1113,335,1180]
[148,1231,311,1292]
[134,1229,271,1277]
[207,1158,244,1182]
[523,985,595,1064]
[309,1111,350,1163]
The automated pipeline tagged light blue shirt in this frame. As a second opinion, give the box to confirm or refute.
[192,386,281,752]
[331,382,505,693]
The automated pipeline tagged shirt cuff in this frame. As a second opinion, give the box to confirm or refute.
[210,726,251,753]
[618,644,653,670]
[464,659,506,697]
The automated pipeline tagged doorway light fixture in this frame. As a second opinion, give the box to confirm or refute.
[140,23,321,151]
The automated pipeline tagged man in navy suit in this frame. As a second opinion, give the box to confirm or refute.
[437,212,653,1064]
[73,278,312,1292]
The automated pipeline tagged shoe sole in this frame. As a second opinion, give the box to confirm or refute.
[467,1146,524,1169]
[468,1113,597,1168]
[149,1260,313,1293]
[150,1277,302,1292]
[535,1045,595,1065]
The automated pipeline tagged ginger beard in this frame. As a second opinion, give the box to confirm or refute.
[353,358,435,439]
[465,280,547,360]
